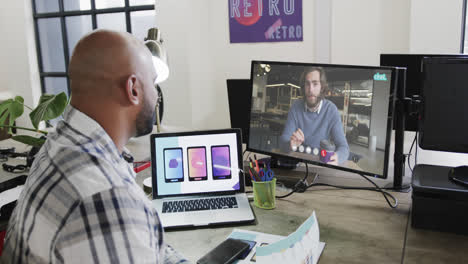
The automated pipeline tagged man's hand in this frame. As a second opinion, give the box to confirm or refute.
[327,153,339,166]
[290,128,305,150]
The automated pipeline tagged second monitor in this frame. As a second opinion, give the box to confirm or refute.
[248,61,397,179]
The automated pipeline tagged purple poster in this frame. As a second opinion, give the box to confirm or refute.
[228,0,303,43]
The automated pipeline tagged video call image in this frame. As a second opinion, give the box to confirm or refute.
[188,147,208,181]
[162,145,234,182]
[154,133,241,196]
[249,62,393,176]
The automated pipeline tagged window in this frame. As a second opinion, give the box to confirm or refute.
[32,0,156,95]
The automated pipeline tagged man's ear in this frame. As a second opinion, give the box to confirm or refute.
[125,74,140,105]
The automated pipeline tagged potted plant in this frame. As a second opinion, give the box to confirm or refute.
[0,92,69,148]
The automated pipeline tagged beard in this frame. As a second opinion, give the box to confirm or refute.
[135,98,156,137]
[305,95,323,109]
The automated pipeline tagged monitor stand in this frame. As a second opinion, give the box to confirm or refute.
[448,166,468,188]
[270,156,298,170]
[384,176,412,192]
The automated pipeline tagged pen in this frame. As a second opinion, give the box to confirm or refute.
[254,155,260,172]
[249,167,260,181]
[248,167,255,181]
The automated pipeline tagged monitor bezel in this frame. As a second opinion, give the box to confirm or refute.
[226,79,253,144]
[150,128,245,198]
[419,57,468,153]
[247,60,398,179]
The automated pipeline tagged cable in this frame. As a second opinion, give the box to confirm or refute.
[356,173,398,208]
[407,132,417,173]
[2,163,28,173]
[275,164,398,208]
[275,187,296,198]
[302,163,310,182]
[275,163,310,198]
[305,182,398,208]
[415,132,419,166]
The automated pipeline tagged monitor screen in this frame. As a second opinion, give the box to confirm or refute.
[419,57,468,153]
[247,61,397,179]
[380,54,468,131]
[227,79,252,144]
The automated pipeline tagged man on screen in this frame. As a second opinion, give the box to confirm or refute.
[280,67,349,165]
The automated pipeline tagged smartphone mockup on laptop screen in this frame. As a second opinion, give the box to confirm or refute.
[150,129,255,229]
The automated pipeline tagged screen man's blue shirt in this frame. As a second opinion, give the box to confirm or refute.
[280,99,350,164]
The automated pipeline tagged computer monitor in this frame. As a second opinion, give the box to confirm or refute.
[380,54,468,131]
[227,79,252,144]
[419,57,468,153]
[247,61,397,179]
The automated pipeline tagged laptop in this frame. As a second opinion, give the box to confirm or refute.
[150,129,255,229]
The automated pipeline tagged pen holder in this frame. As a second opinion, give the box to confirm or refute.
[252,178,276,210]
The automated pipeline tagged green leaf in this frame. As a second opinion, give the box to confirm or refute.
[0,96,25,134]
[11,135,46,147]
[29,92,68,129]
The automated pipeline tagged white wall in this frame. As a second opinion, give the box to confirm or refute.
[156,2,195,129]
[159,0,412,127]
[0,0,466,176]
[380,0,411,53]
[0,0,41,127]
[0,0,465,131]
[330,0,410,66]
[158,0,315,129]
[409,0,464,53]
[314,0,332,63]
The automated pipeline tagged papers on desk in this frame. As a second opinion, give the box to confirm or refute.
[0,185,23,211]
[228,229,284,263]
[228,211,325,264]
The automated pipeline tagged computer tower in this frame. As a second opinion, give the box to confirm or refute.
[412,164,468,235]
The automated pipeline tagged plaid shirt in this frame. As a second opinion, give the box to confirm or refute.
[1,106,189,264]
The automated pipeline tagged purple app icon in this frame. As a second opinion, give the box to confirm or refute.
[169,159,178,168]
[211,145,231,179]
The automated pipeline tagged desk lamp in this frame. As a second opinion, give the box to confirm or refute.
[144,28,169,133]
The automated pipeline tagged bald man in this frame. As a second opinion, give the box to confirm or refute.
[1,30,189,263]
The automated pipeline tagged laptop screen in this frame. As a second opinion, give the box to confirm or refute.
[150,129,244,197]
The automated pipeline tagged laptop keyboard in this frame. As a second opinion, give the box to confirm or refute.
[162,197,238,213]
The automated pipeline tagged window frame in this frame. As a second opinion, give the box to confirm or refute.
[31,0,155,95]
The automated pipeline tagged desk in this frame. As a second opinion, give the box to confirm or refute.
[159,187,468,264]
[129,158,468,263]
[164,188,410,263]
[1,135,468,263]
